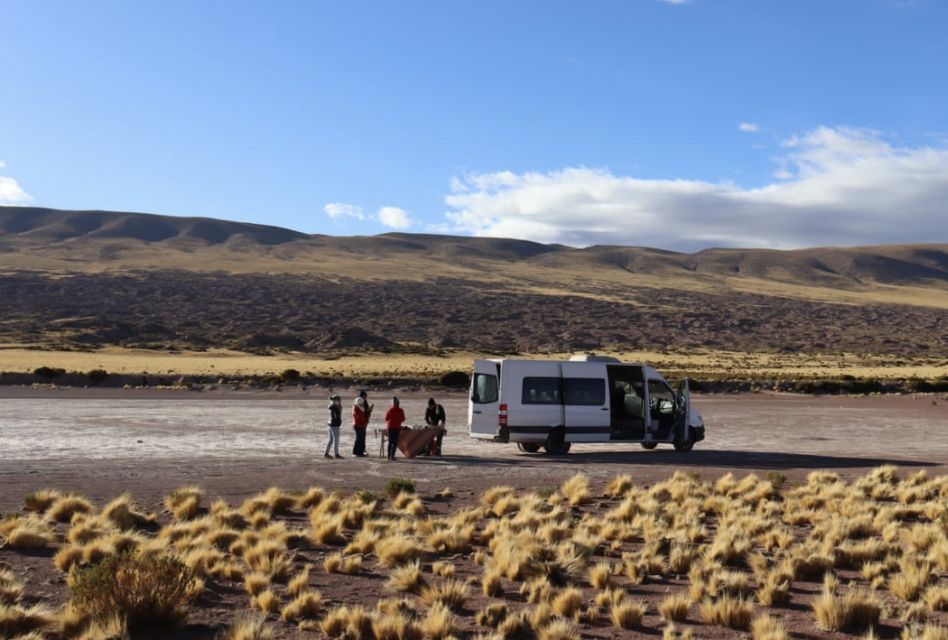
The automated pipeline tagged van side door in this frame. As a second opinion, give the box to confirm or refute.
[469,359,500,438]
[561,362,610,442]
[506,360,564,440]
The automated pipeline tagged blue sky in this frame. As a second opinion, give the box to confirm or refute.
[2,0,946,249]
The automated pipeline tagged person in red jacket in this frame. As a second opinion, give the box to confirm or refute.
[384,396,406,460]
[351,390,372,457]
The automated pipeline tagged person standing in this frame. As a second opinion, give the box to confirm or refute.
[384,396,406,461]
[352,390,372,457]
[424,397,447,456]
[324,394,343,459]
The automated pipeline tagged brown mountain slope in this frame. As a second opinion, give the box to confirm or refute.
[1,206,947,357]
[0,206,945,284]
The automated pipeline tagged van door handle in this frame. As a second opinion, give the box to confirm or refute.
[473,410,482,414]
[600,407,609,411]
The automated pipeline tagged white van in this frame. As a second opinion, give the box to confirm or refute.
[468,355,704,454]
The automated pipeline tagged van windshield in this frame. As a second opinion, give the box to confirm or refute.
[472,373,498,404]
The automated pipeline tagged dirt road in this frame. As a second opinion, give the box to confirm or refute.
[2,388,946,511]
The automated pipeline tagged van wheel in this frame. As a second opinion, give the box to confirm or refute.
[673,435,695,452]
[517,443,541,453]
[544,430,571,455]
[640,442,658,450]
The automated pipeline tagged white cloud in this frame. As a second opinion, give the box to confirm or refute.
[323,202,366,221]
[657,0,691,4]
[0,169,32,205]
[443,126,948,250]
[738,122,760,133]
[377,206,413,230]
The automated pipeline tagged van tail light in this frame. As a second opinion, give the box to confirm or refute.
[498,404,508,427]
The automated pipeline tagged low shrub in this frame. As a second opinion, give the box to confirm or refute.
[280,369,301,383]
[385,478,416,498]
[33,366,65,380]
[69,553,196,628]
[87,369,109,384]
[439,371,470,387]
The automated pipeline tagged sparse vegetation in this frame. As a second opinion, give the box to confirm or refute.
[69,552,196,628]
[0,467,944,639]
[385,478,416,498]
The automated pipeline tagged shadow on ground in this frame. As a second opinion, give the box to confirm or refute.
[414,449,938,471]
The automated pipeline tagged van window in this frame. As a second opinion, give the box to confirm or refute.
[522,377,561,404]
[564,378,606,405]
[472,373,498,404]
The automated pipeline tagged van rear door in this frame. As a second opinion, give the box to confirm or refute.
[561,362,610,441]
[469,359,500,438]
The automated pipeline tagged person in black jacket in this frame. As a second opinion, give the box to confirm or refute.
[324,394,343,459]
[424,397,446,455]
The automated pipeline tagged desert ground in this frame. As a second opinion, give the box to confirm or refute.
[2,389,947,639]
[1,389,947,509]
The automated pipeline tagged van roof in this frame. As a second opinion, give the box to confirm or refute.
[568,354,622,363]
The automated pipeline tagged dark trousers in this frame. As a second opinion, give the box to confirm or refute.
[353,427,367,456]
[387,429,400,459]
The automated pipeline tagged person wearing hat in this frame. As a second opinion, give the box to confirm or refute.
[383,396,406,461]
[324,394,343,459]
[352,390,372,457]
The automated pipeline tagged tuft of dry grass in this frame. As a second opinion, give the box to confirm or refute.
[101,494,153,530]
[587,562,612,589]
[280,591,322,623]
[320,605,373,639]
[659,593,691,622]
[431,561,455,578]
[812,574,882,632]
[482,568,503,597]
[537,618,581,640]
[243,573,269,598]
[46,495,95,522]
[698,596,754,630]
[388,561,426,594]
[0,603,56,637]
[610,598,646,629]
[376,534,426,568]
[604,474,634,498]
[902,623,948,640]
[0,569,24,606]
[24,489,62,514]
[165,487,204,520]
[371,610,423,640]
[57,603,91,638]
[560,474,591,506]
[924,584,948,612]
[889,559,933,602]
[53,545,83,572]
[751,614,789,640]
[323,552,343,574]
[76,613,127,640]
[1,520,53,550]
[420,579,469,612]
[757,567,792,606]
[250,590,280,614]
[216,615,273,640]
[663,623,695,640]
[551,587,584,619]
[287,565,310,597]
[420,603,457,640]
[475,602,508,628]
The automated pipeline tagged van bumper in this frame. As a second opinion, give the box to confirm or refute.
[692,426,705,442]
